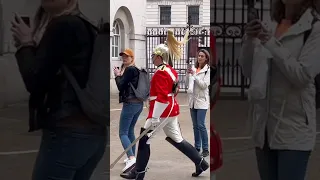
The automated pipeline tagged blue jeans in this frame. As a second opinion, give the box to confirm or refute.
[255,142,311,180]
[119,102,143,157]
[32,127,106,180]
[190,108,209,150]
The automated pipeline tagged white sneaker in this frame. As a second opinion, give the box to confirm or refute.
[122,158,136,172]
[123,158,129,164]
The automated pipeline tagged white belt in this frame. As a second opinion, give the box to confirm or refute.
[149,94,173,101]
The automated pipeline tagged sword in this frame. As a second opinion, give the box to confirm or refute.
[110,96,175,169]
[110,125,153,169]
[109,117,170,169]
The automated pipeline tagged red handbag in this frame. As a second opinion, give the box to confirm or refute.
[210,124,223,172]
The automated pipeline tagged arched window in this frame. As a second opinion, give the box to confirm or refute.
[112,21,121,58]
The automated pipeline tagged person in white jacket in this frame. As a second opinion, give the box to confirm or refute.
[187,49,211,157]
[239,1,320,180]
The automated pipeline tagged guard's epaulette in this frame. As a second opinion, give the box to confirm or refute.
[158,64,166,71]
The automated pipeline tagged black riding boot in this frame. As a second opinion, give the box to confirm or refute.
[120,128,151,180]
[165,137,209,177]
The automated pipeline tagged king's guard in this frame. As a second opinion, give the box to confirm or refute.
[120,29,209,180]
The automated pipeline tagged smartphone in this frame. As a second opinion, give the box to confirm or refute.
[15,15,30,26]
[248,7,259,22]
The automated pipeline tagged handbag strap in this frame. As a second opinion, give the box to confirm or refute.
[62,65,82,92]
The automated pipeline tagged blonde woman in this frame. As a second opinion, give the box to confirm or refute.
[113,48,143,173]
[11,0,106,179]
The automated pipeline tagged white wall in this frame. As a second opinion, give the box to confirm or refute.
[146,0,210,26]
[110,0,147,93]
[145,0,210,81]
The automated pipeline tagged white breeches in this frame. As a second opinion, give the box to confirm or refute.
[144,116,184,143]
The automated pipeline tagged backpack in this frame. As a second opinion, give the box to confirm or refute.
[210,124,223,172]
[61,17,109,126]
[303,18,320,109]
[129,67,150,101]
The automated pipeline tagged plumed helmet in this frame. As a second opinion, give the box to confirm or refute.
[152,29,189,65]
[153,43,170,62]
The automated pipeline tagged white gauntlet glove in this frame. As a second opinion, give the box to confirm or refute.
[151,117,160,128]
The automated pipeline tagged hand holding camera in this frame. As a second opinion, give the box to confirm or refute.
[245,7,261,38]
[10,13,33,47]
[113,66,121,77]
[245,7,272,43]
[187,64,194,75]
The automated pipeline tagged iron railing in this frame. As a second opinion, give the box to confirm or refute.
[211,0,270,98]
[145,26,210,91]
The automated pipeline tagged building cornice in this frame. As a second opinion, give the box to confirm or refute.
[147,0,203,5]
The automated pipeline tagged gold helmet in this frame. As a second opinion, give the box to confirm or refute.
[152,29,189,65]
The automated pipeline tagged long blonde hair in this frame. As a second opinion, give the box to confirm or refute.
[33,0,81,45]
[120,60,136,76]
[166,29,189,61]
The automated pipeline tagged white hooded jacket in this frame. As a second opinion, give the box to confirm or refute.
[187,64,210,109]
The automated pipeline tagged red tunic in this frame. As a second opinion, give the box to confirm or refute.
[147,64,180,119]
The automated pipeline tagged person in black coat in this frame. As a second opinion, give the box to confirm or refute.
[11,0,106,179]
[113,48,143,172]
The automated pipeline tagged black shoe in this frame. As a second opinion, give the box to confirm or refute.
[120,167,148,180]
[201,150,209,157]
[120,128,151,180]
[192,158,209,177]
[120,171,136,179]
[165,137,209,177]
[196,148,201,153]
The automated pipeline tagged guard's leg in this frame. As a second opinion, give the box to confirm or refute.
[163,116,209,177]
[120,122,153,180]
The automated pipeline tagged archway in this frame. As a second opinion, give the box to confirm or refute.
[112,6,135,60]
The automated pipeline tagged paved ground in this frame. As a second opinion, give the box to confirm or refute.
[0,93,210,180]
[109,94,210,180]
[1,93,320,180]
[212,99,320,180]
[0,103,108,180]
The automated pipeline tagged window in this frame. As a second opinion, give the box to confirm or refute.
[160,6,171,25]
[188,6,199,25]
[112,21,121,58]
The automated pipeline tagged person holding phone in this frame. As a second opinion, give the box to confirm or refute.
[239,0,320,180]
[11,0,106,180]
[186,49,210,157]
[113,48,143,173]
